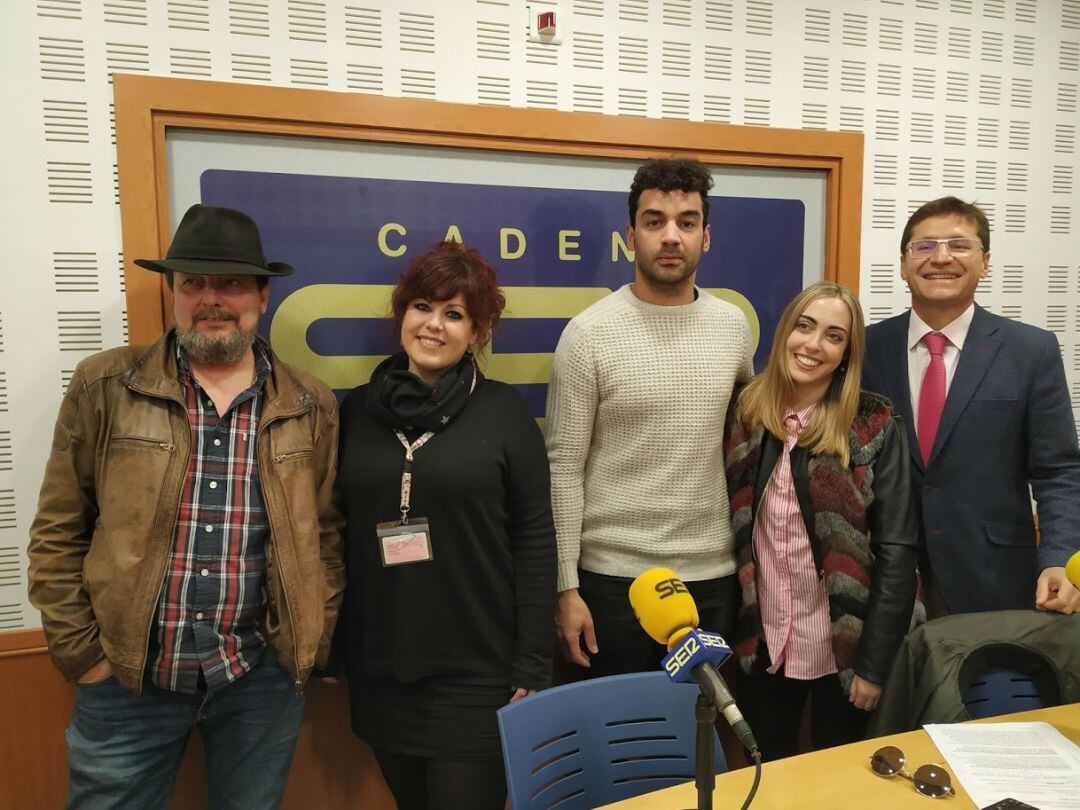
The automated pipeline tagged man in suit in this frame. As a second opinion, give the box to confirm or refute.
[863,196,1080,617]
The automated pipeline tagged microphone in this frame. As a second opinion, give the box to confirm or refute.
[1066,551,1080,590]
[629,568,758,753]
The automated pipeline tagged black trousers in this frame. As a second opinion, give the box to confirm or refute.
[575,569,739,678]
[373,748,506,810]
[735,646,871,762]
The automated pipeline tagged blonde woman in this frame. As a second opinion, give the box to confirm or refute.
[724,281,922,761]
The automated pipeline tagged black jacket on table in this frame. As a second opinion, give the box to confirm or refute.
[870,610,1080,735]
[337,375,556,690]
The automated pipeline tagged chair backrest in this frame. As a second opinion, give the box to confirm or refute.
[497,671,726,810]
[962,667,1046,719]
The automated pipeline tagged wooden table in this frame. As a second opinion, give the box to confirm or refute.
[601,703,1080,808]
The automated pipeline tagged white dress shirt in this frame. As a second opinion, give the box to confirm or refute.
[906,304,976,426]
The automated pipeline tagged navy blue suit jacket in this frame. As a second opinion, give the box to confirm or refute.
[863,305,1080,614]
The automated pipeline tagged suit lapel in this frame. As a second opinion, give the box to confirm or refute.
[928,305,1002,466]
[879,312,921,471]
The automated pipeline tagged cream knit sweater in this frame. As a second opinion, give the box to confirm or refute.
[546,284,755,591]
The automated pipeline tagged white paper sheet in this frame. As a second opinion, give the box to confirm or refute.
[924,721,1080,810]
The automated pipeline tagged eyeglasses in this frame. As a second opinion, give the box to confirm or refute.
[870,746,955,798]
[905,237,983,258]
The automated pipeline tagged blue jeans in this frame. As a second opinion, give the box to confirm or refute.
[65,655,305,810]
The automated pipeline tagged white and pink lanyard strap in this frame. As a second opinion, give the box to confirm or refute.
[393,429,435,524]
[391,360,478,524]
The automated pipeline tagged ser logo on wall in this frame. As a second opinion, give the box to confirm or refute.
[202,170,806,415]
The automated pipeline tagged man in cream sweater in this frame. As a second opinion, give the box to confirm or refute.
[547,158,755,676]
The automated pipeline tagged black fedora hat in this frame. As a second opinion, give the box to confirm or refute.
[134,204,294,277]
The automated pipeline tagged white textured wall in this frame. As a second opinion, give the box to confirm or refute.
[2,0,1078,630]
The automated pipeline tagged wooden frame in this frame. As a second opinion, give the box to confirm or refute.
[113,73,863,345]
[0,629,49,659]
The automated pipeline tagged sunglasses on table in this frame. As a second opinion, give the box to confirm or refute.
[870,745,955,798]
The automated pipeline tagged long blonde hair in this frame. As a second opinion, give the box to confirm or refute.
[734,282,865,466]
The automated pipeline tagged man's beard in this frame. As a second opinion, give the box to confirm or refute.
[637,253,698,286]
[177,309,256,364]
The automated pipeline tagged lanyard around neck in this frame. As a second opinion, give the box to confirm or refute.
[393,430,434,524]
[390,360,479,524]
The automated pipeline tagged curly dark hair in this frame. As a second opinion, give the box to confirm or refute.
[628,157,715,225]
[390,241,505,347]
[901,196,990,254]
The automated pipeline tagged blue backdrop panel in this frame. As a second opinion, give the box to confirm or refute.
[200,169,805,412]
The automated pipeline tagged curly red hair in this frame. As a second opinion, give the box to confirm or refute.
[391,241,505,347]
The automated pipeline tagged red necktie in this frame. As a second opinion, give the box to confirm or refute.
[917,332,948,465]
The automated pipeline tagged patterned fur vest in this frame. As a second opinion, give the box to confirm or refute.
[725,390,925,691]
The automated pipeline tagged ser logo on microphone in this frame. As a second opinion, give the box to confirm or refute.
[662,630,731,680]
[654,577,689,599]
[663,635,701,677]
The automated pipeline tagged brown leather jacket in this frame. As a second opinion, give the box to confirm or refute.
[28,331,345,693]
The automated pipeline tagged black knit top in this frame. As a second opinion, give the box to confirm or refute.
[337,377,556,690]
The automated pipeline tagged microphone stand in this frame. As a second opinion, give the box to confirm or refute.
[693,693,716,810]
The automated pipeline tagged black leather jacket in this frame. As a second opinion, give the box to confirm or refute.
[726,391,924,688]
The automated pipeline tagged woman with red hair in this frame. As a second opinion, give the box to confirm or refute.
[336,241,556,810]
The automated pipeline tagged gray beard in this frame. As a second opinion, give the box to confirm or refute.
[176,325,255,365]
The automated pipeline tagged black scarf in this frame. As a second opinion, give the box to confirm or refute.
[365,351,480,432]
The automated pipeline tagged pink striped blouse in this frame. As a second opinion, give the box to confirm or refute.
[753,406,835,679]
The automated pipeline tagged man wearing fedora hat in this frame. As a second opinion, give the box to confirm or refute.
[28,204,345,809]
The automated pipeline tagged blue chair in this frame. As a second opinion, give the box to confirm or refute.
[497,671,726,810]
[962,667,1046,719]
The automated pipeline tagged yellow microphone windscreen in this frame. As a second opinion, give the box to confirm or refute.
[628,567,700,649]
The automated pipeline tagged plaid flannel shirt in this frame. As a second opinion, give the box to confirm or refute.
[147,340,273,693]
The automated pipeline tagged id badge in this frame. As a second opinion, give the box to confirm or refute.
[376,518,434,566]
